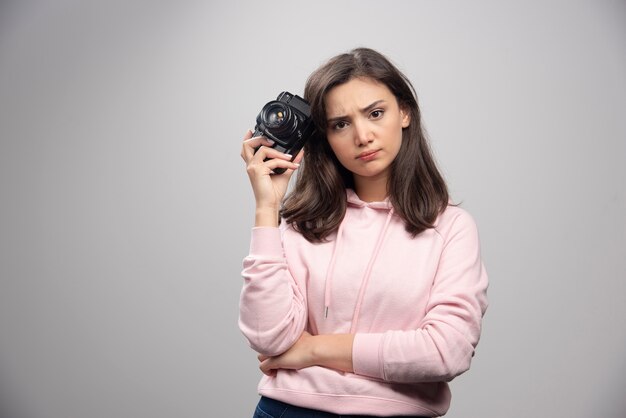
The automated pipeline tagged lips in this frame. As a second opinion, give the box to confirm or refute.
[356,149,380,161]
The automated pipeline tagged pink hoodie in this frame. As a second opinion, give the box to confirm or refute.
[239,190,488,417]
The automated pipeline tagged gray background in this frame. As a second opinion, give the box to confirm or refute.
[1,0,625,417]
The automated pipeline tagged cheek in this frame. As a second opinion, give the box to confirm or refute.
[389,128,404,157]
[327,139,350,162]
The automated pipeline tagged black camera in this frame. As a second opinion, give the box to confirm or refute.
[253,91,315,174]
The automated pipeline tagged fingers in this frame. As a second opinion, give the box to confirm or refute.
[245,154,299,180]
[241,133,295,167]
[271,149,304,175]
[254,146,294,164]
[243,129,254,140]
[245,149,299,178]
[240,129,302,179]
[240,130,275,162]
[259,358,277,377]
[257,351,278,377]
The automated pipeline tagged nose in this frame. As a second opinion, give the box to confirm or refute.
[353,120,372,146]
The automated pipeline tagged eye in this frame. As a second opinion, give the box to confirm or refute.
[332,121,349,130]
[370,109,384,119]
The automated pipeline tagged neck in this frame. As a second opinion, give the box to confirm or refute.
[354,174,388,202]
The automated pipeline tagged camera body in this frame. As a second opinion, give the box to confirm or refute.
[253,91,315,174]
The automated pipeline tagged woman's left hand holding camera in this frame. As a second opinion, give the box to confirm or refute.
[241,130,303,227]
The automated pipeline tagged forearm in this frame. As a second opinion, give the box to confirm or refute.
[312,333,355,373]
[258,332,355,375]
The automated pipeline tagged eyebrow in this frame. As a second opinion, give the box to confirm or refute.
[326,99,386,124]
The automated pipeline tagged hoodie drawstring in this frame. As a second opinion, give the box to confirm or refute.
[349,208,393,333]
[323,220,345,318]
[323,208,394,333]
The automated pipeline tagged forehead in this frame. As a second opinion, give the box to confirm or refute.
[325,77,396,115]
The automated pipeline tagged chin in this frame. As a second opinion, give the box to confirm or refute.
[355,166,389,179]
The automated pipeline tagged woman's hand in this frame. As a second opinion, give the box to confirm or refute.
[257,332,354,377]
[257,331,315,377]
[240,130,303,227]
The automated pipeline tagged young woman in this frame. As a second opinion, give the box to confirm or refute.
[239,48,488,418]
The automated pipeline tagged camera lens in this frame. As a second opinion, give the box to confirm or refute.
[265,104,286,127]
[260,101,297,140]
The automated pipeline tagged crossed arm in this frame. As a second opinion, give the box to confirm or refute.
[257,332,354,376]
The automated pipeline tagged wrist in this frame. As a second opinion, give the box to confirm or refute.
[310,334,354,372]
[255,206,280,227]
[307,334,321,367]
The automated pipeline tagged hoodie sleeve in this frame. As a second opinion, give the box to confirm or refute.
[352,209,488,383]
[238,226,308,356]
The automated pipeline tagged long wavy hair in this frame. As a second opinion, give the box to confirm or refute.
[281,47,449,242]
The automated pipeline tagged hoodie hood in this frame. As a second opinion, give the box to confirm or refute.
[345,189,393,210]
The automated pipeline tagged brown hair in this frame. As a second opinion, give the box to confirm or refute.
[281,47,449,242]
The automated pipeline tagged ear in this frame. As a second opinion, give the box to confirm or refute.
[400,106,411,128]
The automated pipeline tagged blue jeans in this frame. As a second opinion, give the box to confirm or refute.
[253,396,430,418]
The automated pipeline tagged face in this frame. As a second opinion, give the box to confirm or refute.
[324,77,410,186]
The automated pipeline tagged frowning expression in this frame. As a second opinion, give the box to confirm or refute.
[325,77,410,184]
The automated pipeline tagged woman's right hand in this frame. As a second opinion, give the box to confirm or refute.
[240,130,303,226]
